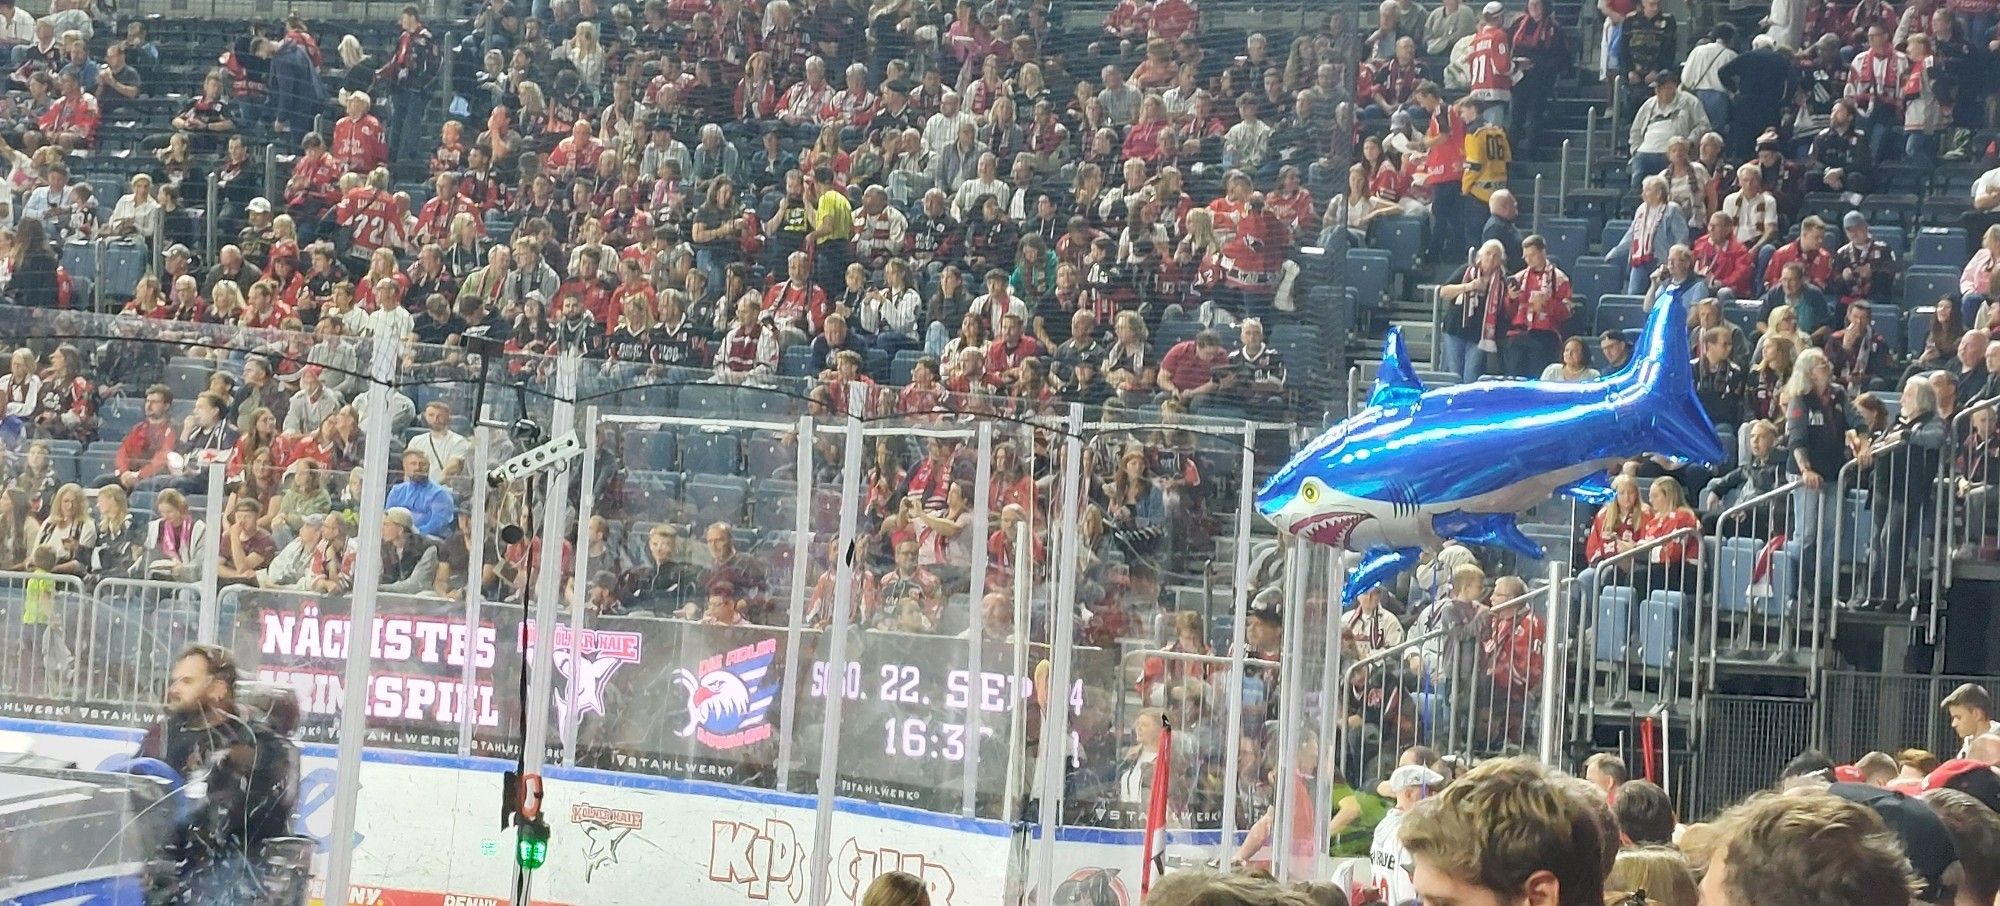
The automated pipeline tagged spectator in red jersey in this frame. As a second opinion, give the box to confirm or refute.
[1155,329,1231,409]
[331,92,387,174]
[95,384,177,491]
[37,71,98,149]
[1693,210,1755,299]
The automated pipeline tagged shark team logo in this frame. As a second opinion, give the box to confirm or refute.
[674,638,779,749]
[522,624,644,737]
[572,801,644,881]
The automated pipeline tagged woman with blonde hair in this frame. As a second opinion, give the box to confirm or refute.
[858,871,929,906]
[1604,846,1699,906]
[1753,303,1805,364]
[33,482,94,576]
[559,21,606,96]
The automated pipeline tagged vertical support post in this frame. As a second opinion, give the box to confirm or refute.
[806,415,867,906]
[520,355,580,774]
[263,144,278,202]
[457,433,492,756]
[195,462,227,643]
[1032,405,1087,905]
[1538,558,1569,766]
[1001,517,1032,825]
[1273,542,1308,883]
[1583,109,1598,189]
[204,176,220,264]
[1312,547,1344,879]
[1532,174,1545,234]
[775,413,814,792]
[1217,422,1257,866]
[1558,139,1573,208]
[961,421,993,817]
[561,407,600,765]
[319,333,405,906]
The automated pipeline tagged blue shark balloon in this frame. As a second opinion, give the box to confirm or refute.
[1258,295,1728,601]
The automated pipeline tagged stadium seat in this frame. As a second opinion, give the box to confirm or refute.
[1539,217,1589,269]
[1598,220,1632,254]
[1594,295,1646,334]
[1867,225,1907,254]
[1841,489,1871,564]
[1349,248,1391,306]
[1593,586,1634,664]
[743,433,792,477]
[1638,591,1683,669]
[1911,228,1965,268]
[890,350,924,385]
[680,430,742,474]
[1862,194,1920,233]
[1374,216,1425,275]
[620,429,677,470]
[1569,259,1621,312]
[59,241,97,281]
[1904,307,1936,357]
[750,480,798,531]
[779,345,815,377]
[686,474,750,525]
[1902,267,1961,310]
[100,241,149,298]
[679,383,738,418]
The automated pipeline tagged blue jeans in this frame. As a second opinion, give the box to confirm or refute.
[1621,259,1653,295]
[1906,131,1939,170]
[1440,333,1486,384]
[1629,151,1668,189]
[1792,482,1839,599]
[1695,89,1732,135]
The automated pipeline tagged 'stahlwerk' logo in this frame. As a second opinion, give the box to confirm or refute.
[673,638,778,750]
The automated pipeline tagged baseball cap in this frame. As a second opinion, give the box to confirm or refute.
[1388,764,1446,793]
[1480,0,1502,14]
[1925,758,2000,812]
[1647,66,1680,86]
[246,197,272,214]
[384,507,415,530]
[299,513,327,530]
[164,243,192,259]
[1842,210,1869,230]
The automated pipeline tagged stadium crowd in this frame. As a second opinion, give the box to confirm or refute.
[0,0,1993,900]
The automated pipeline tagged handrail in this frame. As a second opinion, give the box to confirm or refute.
[1703,477,1802,687]
[1570,526,1701,723]
[1944,395,2000,590]
[1831,424,1953,650]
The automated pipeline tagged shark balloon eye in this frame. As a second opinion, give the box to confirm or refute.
[1301,482,1319,503]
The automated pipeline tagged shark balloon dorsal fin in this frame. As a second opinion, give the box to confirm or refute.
[1431,510,1546,561]
[1369,327,1424,410]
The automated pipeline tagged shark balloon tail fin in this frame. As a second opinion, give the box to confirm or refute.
[1620,294,1730,467]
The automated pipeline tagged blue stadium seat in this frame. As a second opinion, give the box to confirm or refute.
[1841,488,1871,564]
[1904,307,1936,357]
[1349,248,1391,306]
[99,241,149,298]
[1594,586,1635,664]
[743,433,792,477]
[620,429,678,470]
[1911,228,1965,268]
[1638,591,1683,669]
[679,383,739,418]
[1902,267,1960,310]
[1599,220,1632,254]
[686,473,751,524]
[741,389,802,420]
[1594,295,1646,334]
[681,430,742,474]
[779,345,815,377]
[890,350,924,385]
[59,241,97,281]
[750,480,798,531]
[1867,225,1907,254]
[1539,217,1589,269]
[1569,259,1621,316]
[1374,216,1425,275]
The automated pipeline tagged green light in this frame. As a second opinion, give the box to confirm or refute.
[516,818,550,870]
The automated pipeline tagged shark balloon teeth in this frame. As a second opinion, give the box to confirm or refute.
[1259,294,1727,604]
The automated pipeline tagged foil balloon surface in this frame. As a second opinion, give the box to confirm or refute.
[1258,295,1728,602]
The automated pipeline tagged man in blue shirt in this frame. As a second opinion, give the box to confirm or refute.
[385,449,455,537]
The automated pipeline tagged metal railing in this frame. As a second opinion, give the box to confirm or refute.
[1700,478,1807,687]
[1569,526,1703,727]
